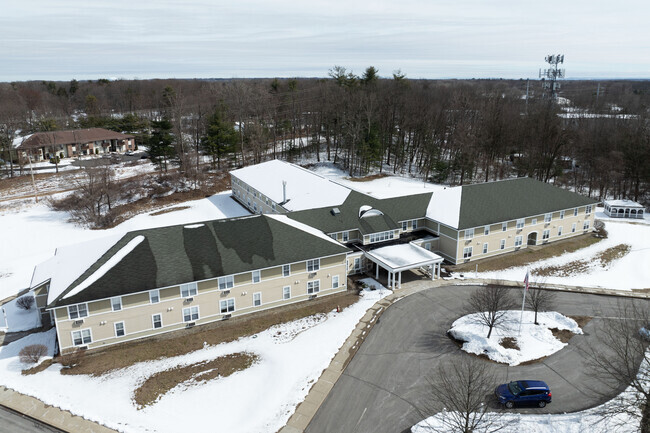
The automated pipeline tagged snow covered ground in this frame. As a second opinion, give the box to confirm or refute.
[0,285,390,433]
[448,310,582,366]
[0,291,41,332]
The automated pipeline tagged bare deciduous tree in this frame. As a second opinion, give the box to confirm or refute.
[467,285,517,339]
[19,344,48,364]
[417,356,503,433]
[16,295,35,310]
[525,287,556,325]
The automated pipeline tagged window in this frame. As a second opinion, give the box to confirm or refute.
[412,220,418,230]
[342,231,349,242]
[149,289,160,304]
[464,228,474,239]
[72,329,92,346]
[218,275,234,291]
[272,202,276,211]
[353,257,361,271]
[332,275,340,289]
[500,239,506,250]
[531,218,537,226]
[282,265,290,277]
[253,292,262,307]
[217,300,234,316]
[544,213,552,223]
[253,202,258,212]
[586,205,592,215]
[368,231,395,243]
[502,222,508,232]
[560,210,565,219]
[114,322,125,337]
[571,223,577,233]
[583,220,590,230]
[574,208,578,216]
[183,306,199,322]
[515,236,523,247]
[463,247,473,259]
[516,219,524,229]
[307,280,320,294]
[283,286,291,300]
[68,303,88,320]
[252,270,261,284]
[402,221,408,231]
[543,229,550,240]
[482,243,488,254]
[111,297,122,312]
[152,314,162,329]
[557,226,563,236]
[307,259,320,272]
[180,282,198,298]
[484,226,490,236]
[330,233,337,240]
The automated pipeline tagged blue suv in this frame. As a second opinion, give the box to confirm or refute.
[495,380,552,408]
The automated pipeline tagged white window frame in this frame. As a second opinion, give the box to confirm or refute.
[182,306,199,322]
[114,321,125,337]
[464,228,474,239]
[560,210,565,219]
[68,303,88,320]
[542,229,550,240]
[502,222,508,232]
[307,280,320,294]
[353,257,361,271]
[484,226,490,236]
[544,213,552,223]
[282,264,290,277]
[583,220,590,230]
[253,292,262,307]
[572,223,577,233]
[252,270,261,284]
[531,218,537,226]
[71,328,92,346]
[220,298,235,314]
[342,231,349,242]
[500,239,506,250]
[307,259,320,272]
[180,282,198,298]
[574,208,578,216]
[218,275,234,291]
[463,247,473,259]
[149,289,160,304]
[152,313,163,329]
[558,226,563,236]
[515,235,523,247]
[516,219,524,229]
[111,297,122,312]
[402,221,408,231]
[412,220,418,229]
[482,243,488,254]
[283,286,291,300]
[586,205,592,215]
[332,275,340,289]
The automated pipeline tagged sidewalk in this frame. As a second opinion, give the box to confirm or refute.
[0,386,117,433]
[279,278,650,433]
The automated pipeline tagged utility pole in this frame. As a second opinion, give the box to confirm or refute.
[539,54,565,100]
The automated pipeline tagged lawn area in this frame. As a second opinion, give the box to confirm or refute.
[448,234,602,273]
[60,291,359,376]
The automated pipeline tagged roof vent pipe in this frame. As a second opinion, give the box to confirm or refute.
[282,180,287,203]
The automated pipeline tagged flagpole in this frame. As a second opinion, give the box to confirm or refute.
[518,269,529,336]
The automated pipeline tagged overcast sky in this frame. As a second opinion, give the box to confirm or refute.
[2,0,648,82]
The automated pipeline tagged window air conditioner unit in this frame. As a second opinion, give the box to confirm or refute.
[74,319,84,325]
[222,314,232,320]
[78,345,88,350]
[185,297,194,302]
[186,322,196,327]
[309,294,318,300]
[309,272,316,278]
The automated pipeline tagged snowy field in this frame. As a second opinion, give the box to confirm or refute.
[448,311,582,366]
[0,285,390,433]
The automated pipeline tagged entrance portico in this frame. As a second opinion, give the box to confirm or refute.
[364,242,444,289]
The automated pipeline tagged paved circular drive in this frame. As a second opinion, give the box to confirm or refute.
[306,285,646,433]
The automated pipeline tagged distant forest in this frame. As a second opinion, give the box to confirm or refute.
[1,68,649,205]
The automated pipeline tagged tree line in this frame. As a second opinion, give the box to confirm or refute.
[0,70,648,204]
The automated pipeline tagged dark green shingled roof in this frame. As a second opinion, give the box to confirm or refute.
[456,177,600,230]
[50,215,349,307]
[287,190,432,235]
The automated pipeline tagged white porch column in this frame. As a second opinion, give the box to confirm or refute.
[437,262,441,278]
[398,271,402,289]
[430,264,435,281]
[375,264,379,279]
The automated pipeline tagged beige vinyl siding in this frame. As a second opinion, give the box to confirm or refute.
[123,292,150,308]
[234,273,251,285]
[160,287,178,301]
[261,266,282,279]
[89,299,111,315]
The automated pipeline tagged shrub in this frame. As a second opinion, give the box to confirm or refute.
[16,295,35,310]
[59,348,86,368]
[19,344,48,364]
[594,220,608,238]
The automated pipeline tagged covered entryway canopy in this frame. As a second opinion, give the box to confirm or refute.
[364,242,444,289]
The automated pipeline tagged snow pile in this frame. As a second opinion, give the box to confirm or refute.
[0,329,57,373]
[449,311,582,366]
[1,291,41,332]
[0,283,391,433]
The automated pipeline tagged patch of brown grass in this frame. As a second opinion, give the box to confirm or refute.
[133,352,258,408]
[550,328,575,343]
[59,291,359,376]
[149,205,191,216]
[21,359,53,375]
[533,244,630,277]
[500,337,520,350]
[568,315,593,329]
[347,173,390,182]
[449,235,602,273]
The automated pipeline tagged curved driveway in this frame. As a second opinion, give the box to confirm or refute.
[306,285,646,433]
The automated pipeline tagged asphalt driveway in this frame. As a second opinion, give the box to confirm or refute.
[305,285,646,433]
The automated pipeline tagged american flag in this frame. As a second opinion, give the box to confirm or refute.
[524,270,530,291]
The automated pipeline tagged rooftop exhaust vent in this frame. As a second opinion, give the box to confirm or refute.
[331,207,341,216]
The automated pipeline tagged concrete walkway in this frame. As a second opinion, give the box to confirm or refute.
[0,386,117,433]
[279,278,650,433]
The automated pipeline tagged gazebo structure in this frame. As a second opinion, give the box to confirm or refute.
[364,242,444,289]
[603,200,645,219]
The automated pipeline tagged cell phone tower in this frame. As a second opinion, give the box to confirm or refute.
[539,54,565,99]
